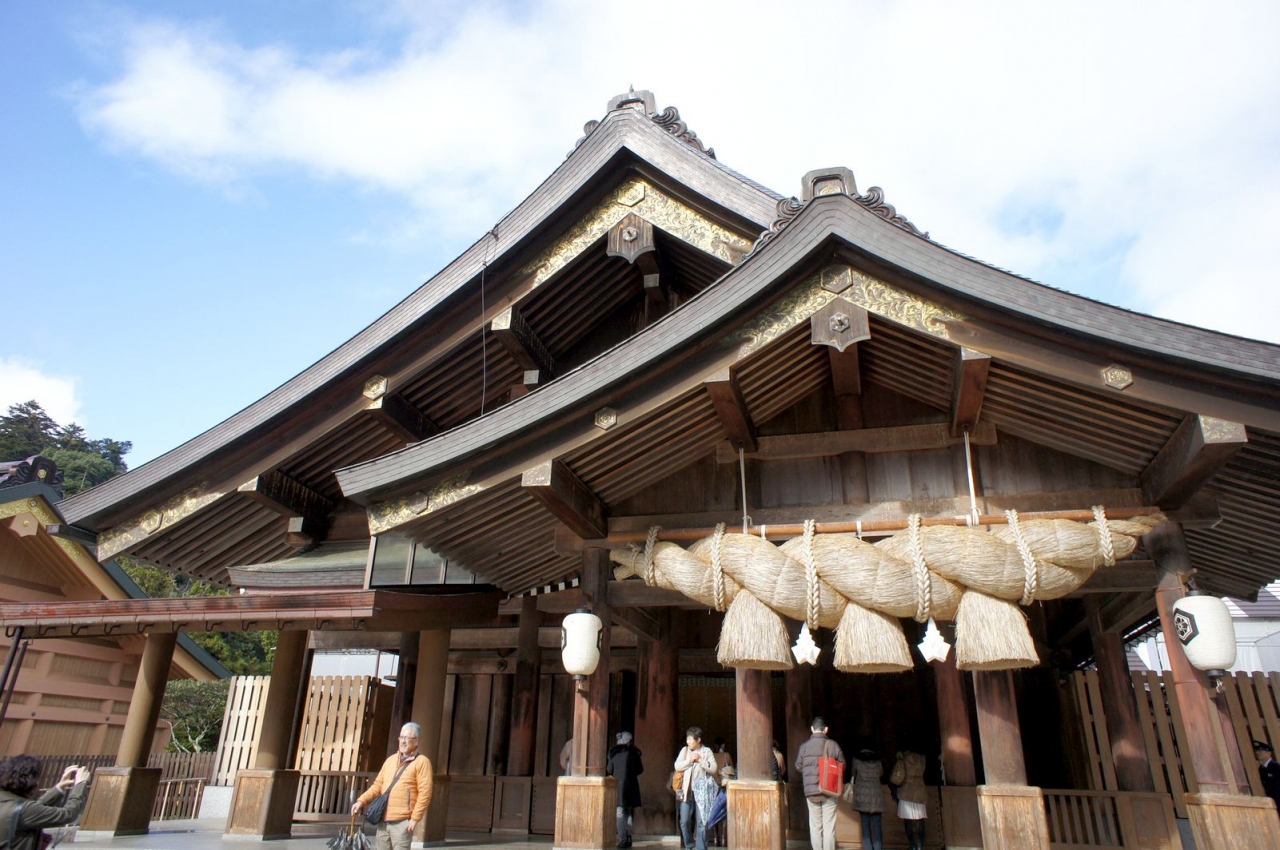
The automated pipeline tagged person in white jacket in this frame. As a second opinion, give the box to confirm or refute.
[673,727,717,850]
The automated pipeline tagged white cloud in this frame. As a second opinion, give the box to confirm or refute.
[0,358,85,429]
[70,0,1280,341]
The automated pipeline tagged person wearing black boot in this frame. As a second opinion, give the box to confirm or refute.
[608,731,644,848]
[890,750,927,850]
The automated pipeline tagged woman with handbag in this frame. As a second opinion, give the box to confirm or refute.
[889,750,927,850]
[0,757,90,850]
[848,747,885,850]
[673,727,717,850]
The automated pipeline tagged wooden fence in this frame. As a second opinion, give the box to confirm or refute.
[152,778,205,820]
[1073,668,1280,818]
[37,751,215,789]
[212,674,388,785]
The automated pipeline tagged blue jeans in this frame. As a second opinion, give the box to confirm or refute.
[859,811,883,850]
[679,798,707,850]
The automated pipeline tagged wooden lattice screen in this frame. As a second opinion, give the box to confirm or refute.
[212,675,269,786]
[1072,669,1280,818]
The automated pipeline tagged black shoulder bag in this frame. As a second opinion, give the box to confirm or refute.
[365,756,419,825]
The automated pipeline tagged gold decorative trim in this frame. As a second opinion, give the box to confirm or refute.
[1101,365,1133,391]
[734,265,961,357]
[1199,415,1247,443]
[520,179,752,289]
[97,485,228,561]
[367,474,485,536]
[0,497,56,523]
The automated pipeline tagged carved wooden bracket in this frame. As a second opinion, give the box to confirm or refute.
[522,460,608,540]
[492,306,557,378]
[704,368,757,453]
[1140,414,1248,509]
[239,470,334,550]
[951,347,992,436]
[810,299,871,354]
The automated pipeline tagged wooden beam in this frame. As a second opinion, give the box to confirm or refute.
[1140,414,1248,509]
[238,470,334,549]
[521,460,608,539]
[491,306,556,377]
[951,347,992,436]
[715,419,996,463]
[607,213,658,272]
[704,368,757,452]
[611,605,662,642]
[810,299,869,353]
[1067,561,1158,595]
[364,393,440,443]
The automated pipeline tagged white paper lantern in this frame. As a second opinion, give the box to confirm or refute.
[1171,592,1236,677]
[561,610,603,678]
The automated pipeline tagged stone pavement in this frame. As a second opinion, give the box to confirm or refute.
[67,821,683,850]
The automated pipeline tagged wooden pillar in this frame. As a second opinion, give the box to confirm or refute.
[935,647,983,850]
[117,631,176,768]
[1146,522,1280,849]
[388,631,419,756]
[79,632,174,838]
[728,668,784,850]
[634,609,677,836]
[936,647,976,786]
[783,664,812,835]
[413,629,452,846]
[224,629,308,840]
[1086,600,1155,792]
[256,629,308,771]
[556,548,617,850]
[507,596,541,776]
[972,670,1050,850]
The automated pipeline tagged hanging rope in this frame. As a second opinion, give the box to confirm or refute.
[643,525,661,586]
[802,519,819,631]
[963,429,981,526]
[1006,509,1039,605]
[711,523,727,612]
[1093,505,1115,566]
[738,446,751,533]
[908,513,932,623]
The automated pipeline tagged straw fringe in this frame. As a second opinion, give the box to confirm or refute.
[716,591,793,670]
[834,603,913,673]
[954,591,1038,670]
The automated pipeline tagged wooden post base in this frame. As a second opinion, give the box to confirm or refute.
[727,779,785,850]
[1185,792,1280,850]
[78,766,162,838]
[224,769,301,840]
[415,775,451,846]
[939,786,983,850]
[554,776,617,850]
[976,784,1050,850]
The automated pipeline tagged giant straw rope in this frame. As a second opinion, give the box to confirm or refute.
[610,509,1164,672]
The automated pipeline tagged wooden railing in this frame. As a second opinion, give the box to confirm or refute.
[152,778,205,821]
[37,752,215,789]
[294,770,377,821]
[1043,789,1181,850]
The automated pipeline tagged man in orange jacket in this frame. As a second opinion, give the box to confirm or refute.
[352,722,434,850]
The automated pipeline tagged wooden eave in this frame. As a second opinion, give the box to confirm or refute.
[336,192,1280,599]
[338,192,1280,503]
[0,588,504,639]
[59,105,779,533]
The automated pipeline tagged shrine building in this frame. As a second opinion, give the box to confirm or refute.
[5,90,1280,850]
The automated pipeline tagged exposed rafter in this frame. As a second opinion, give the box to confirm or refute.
[238,470,335,550]
[704,368,757,453]
[521,460,608,540]
[365,393,440,444]
[715,421,996,463]
[1140,414,1248,509]
[492,306,557,379]
[951,347,992,436]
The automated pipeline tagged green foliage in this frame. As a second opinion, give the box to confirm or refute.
[0,400,131,495]
[120,559,278,676]
[161,679,230,753]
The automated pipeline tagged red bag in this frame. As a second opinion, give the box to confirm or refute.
[818,740,843,797]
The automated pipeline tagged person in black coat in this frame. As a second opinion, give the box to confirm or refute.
[1254,740,1280,816]
[0,756,91,850]
[607,731,644,848]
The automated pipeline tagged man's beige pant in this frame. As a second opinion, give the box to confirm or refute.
[805,795,838,850]
[375,819,413,850]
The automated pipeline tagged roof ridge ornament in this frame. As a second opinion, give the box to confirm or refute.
[573,90,716,159]
[750,167,928,254]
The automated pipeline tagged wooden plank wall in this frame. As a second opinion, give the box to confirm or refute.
[295,676,377,772]
[213,675,268,785]
[1072,669,1280,818]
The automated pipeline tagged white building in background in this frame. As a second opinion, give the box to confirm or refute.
[310,649,400,680]
[1132,581,1280,674]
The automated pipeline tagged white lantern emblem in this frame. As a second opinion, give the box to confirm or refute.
[561,608,604,679]
[1170,592,1236,678]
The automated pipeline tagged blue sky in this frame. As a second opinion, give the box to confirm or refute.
[3,1,1279,469]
